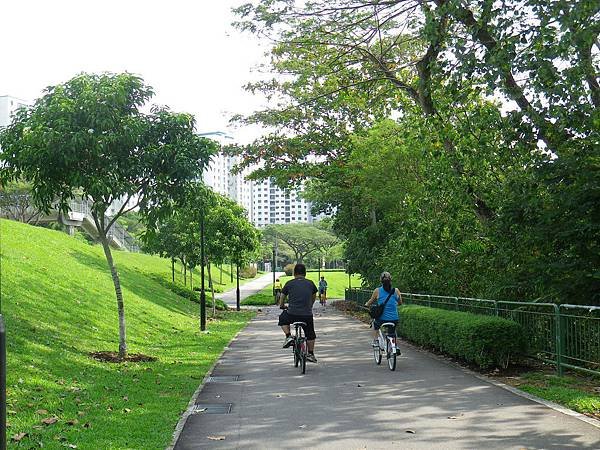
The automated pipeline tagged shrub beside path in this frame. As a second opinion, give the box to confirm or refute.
[173,303,600,449]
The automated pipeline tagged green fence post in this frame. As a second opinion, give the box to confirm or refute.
[554,304,563,376]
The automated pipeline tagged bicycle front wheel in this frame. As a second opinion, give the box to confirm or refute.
[387,339,396,371]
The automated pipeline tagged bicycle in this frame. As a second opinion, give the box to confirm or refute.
[372,322,399,371]
[291,321,308,374]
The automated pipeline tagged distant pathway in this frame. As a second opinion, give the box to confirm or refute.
[173,304,600,449]
[216,272,284,307]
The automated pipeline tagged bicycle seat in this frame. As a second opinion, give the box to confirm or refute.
[292,321,307,327]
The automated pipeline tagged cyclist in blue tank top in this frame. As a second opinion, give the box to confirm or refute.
[364,272,402,344]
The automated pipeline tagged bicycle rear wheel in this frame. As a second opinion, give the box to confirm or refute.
[373,341,382,365]
[293,342,299,367]
[387,339,396,371]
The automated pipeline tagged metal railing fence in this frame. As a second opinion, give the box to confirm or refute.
[345,288,600,376]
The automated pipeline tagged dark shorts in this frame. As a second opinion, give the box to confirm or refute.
[319,288,326,294]
[373,319,398,333]
[278,310,316,340]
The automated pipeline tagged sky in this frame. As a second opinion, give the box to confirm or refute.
[0,0,269,143]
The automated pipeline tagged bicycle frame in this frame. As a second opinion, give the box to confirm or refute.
[292,322,308,374]
[372,322,398,371]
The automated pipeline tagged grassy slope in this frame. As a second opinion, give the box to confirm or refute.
[1,219,254,449]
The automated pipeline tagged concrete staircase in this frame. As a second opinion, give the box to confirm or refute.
[0,196,139,252]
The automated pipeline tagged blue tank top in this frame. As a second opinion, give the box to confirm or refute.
[377,286,399,320]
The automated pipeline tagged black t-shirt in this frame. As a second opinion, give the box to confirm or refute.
[281,277,318,316]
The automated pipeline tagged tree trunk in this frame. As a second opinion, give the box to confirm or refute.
[190,266,193,292]
[184,261,187,286]
[100,234,127,359]
[208,262,216,317]
[171,257,175,283]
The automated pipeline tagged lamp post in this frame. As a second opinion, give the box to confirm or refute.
[318,254,322,281]
[200,213,206,331]
[272,247,276,303]
[236,262,240,311]
[347,259,351,290]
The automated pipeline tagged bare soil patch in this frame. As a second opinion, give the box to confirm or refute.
[89,351,157,363]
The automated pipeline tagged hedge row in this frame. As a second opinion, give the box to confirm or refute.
[399,305,525,369]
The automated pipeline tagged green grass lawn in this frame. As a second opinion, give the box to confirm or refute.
[241,286,277,306]
[1,219,255,449]
[515,372,600,417]
[280,271,362,299]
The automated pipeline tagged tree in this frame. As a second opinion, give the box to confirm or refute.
[0,180,43,224]
[262,223,338,263]
[0,73,216,358]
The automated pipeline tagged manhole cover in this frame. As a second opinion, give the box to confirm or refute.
[193,403,233,414]
[208,375,240,382]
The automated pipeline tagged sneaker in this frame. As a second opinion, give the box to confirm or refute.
[306,353,317,363]
[283,336,294,348]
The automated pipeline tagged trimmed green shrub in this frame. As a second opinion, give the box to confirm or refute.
[399,305,525,369]
[240,265,257,278]
[283,263,295,276]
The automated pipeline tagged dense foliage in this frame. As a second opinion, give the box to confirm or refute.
[400,305,526,369]
[0,72,216,356]
[232,0,600,304]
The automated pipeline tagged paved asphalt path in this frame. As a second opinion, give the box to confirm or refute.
[174,303,600,449]
[216,272,284,307]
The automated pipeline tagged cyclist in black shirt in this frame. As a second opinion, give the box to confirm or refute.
[278,263,319,362]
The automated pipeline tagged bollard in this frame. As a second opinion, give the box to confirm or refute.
[0,315,5,450]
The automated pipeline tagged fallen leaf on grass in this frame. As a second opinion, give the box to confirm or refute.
[68,444,78,448]
[66,419,79,426]
[405,429,416,434]
[41,416,58,425]
[11,432,28,442]
[77,411,85,416]
[82,423,91,429]
[36,409,48,415]
[123,408,131,413]
[207,436,226,441]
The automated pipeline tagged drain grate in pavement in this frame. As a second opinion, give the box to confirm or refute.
[193,403,233,414]
[207,375,240,383]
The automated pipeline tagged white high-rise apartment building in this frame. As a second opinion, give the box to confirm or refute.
[251,178,313,227]
[202,147,316,228]
[0,95,29,127]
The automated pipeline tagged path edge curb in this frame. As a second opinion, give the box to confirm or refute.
[334,305,600,430]
[166,316,254,450]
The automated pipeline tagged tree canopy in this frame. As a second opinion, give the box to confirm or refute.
[263,223,339,263]
[0,72,217,356]
[231,1,600,304]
